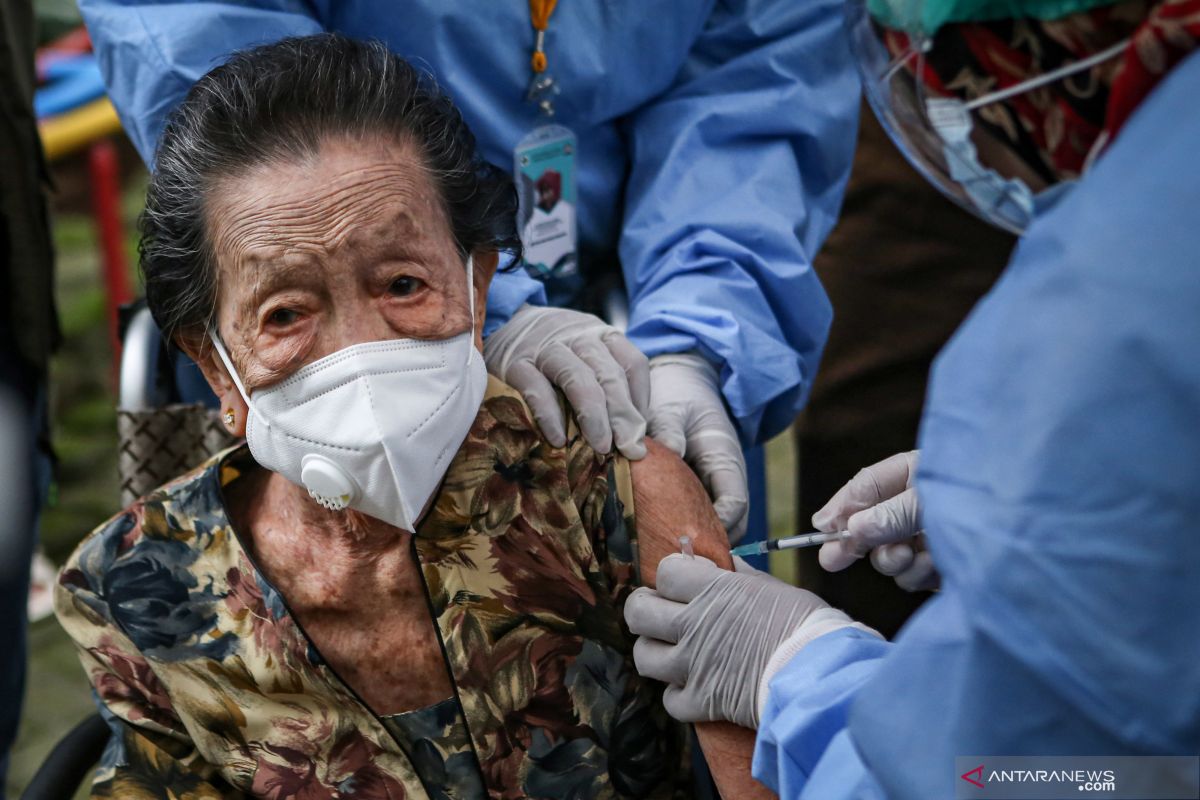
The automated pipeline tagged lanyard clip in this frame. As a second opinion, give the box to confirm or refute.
[525,72,559,117]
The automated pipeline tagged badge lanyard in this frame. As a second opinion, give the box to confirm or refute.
[514,0,580,302]
[525,0,560,116]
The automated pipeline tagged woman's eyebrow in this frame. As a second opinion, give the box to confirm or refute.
[237,259,323,315]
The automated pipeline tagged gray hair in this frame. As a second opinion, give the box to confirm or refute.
[140,34,521,344]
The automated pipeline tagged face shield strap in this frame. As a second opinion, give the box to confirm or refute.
[882,37,927,83]
[962,37,1130,112]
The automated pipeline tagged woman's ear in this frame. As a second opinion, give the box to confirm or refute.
[471,250,499,350]
[178,331,249,438]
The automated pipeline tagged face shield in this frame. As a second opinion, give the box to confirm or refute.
[847,0,1139,234]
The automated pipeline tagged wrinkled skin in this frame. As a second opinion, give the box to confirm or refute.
[190,133,493,715]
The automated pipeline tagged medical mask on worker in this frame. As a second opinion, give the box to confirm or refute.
[209,256,487,532]
[846,0,1151,234]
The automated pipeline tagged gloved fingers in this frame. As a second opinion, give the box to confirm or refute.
[686,427,749,536]
[600,330,651,421]
[812,450,919,532]
[819,515,895,572]
[662,684,708,723]
[869,542,915,576]
[817,537,862,573]
[892,536,938,592]
[535,343,613,454]
[623,587,687,643]
[654,553,724,603]
[823,486,921,574]
[708,467,750,540]
[895,550,939,592]
[632,635,687,686]
[646,403,688,458]
[819,507,883,572]
[845,486,921,550]
[503,359,567,447]
[571,337,648,460]
[726,512,749,546]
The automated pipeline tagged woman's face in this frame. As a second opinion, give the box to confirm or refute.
[196,134,495,430]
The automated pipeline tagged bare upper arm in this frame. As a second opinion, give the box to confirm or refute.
[629,439,775,799]
[630,438,733,588]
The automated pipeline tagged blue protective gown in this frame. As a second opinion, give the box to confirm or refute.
[77,0,859,444]
[753,51,1200,798]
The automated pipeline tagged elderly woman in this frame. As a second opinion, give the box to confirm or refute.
[55,35,764,800]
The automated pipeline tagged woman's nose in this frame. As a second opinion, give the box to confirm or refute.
[329,297,400,350]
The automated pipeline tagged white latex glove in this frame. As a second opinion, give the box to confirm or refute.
[870,533,939,592]
[815,450,939,592]
[648,353,749,541]
[624,554,876,729]
[484,305,650,458]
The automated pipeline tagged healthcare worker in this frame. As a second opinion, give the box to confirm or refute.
[625,0,1200,795]
[77,0,861,543]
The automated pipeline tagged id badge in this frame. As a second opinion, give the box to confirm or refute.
[514,125,578,288]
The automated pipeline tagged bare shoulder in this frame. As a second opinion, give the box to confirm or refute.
[630,438,732,588]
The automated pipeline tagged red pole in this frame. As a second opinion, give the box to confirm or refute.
[87,138,132,378]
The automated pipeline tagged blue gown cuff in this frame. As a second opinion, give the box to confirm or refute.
[753,627,890,794]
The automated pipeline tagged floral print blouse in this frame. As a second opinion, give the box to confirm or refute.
[55,377,686,799]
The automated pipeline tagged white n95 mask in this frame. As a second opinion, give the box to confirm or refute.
[209,256,488,532]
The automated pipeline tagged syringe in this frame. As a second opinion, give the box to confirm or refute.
[730,530,850,558]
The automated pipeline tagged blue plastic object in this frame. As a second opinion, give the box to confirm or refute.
[34,54,105,118]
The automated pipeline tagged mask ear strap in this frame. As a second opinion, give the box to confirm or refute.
[208,329,253,408]
[466,254,476,327]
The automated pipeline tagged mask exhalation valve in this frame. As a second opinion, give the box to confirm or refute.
[300,454,359,512]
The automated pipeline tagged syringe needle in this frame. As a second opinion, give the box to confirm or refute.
[729,540,770,557]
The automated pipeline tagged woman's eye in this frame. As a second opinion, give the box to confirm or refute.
[388,276,424,297]
[266,308,300,327]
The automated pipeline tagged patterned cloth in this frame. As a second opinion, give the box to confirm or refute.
[383,701,482,800]
[888,0,1199,181]
[55,377,686,799]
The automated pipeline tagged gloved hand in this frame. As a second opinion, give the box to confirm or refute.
[483,305,650,459]
[870,534,939,592]
[648,353,749,541]
[815,450,939,592]
[624,554,875,729]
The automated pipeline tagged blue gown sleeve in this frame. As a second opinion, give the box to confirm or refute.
[617,0,859,443]
[77,0,325,165]
[847,52,1200,800]
[752,51,1200,800]
[77,0,545,333]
